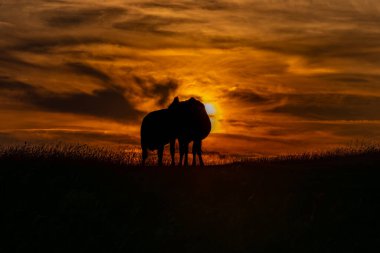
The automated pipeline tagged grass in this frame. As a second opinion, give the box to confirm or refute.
[2,141,380,166]
[1,142,380,252]
[0,142,243,167]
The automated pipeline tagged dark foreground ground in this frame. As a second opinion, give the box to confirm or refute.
[1,149,380,252]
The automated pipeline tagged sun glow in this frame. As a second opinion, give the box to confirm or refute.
[205,103,216,116]
[204,103,219,132]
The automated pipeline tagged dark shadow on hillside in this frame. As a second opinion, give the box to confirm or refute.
[1,144,380,252]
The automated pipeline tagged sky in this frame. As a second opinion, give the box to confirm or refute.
[1,0,380,155]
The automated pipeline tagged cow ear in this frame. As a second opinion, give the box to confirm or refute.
[169,96,179,109]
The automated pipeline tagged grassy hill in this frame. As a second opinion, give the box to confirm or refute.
[1,144,380,252]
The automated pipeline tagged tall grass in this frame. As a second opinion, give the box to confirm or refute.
[0,143,140,166]
[0,143,239,166]
[1,141,380,167]
[238,141,380,165]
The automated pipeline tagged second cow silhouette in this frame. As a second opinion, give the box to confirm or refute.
[140,97,211,166]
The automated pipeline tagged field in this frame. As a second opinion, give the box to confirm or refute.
[1,143,380,252]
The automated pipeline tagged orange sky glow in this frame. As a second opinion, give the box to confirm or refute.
[1,0,380,155]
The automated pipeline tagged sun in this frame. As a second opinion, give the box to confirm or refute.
[205,103,216,116]
[204,103,219,132]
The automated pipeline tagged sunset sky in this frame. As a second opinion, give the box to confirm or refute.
[1,0,380,155]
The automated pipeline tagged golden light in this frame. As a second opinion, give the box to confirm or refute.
[204,103,219,132]
[205,103,216,116]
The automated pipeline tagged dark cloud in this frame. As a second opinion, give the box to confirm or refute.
[31,88,141,122]
[225,88,272,104]
[66,62,111,83]
[53,130,139,145]
[1,0,380,153]
[268,93,380,120]
[150,80,179,106]
[253,3,380,28]
[266,121,380,140]
[211,133,303,145]
[137,2,191,10]
[12,36,105,53]
[195,0,238,11]
[314,73,371,83]
[133,76,179,106]
[113,15,204,35]
[31,130,138,145]
[137,0,237,11]
[208,36,249,49]
[253,28,380,64]
[235,4,380,64]
[224,88,380,121]
[0,76,35,91]
[222,119,261,128]
[41,6,126,28]
[0,129,139,145]
[0,77,143,122]
[0,51,44,69]
[329,123,380,138]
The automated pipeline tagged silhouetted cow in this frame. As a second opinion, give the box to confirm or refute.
[169,97,211,166]
[141,97,211,166]
[140,108,175,166]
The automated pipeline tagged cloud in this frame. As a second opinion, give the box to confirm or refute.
[268,93,380,120]
[194,0,238,11]
[0,77,143,122]
[0,129,139,145]
[137,0,238,11]
[225,88,272,104]
[1,0,380,153]
[245,3,380,65]
[253,29,380,65]
[11,36,105,54]
[133,76,179,106]
[136,2,191,10]
[328,123,380,138]
[222,118,262,128]
[41,6,126,28]
[149,79,179,106]
[113,15,204,35]
[0,51,44,69]
[66,62,111,83]
[314,73,371,84]
[0,76,35,91]
[206,132,314,155]
[210,133,275,143]
[223,87,380,121]
[54,130,139,145]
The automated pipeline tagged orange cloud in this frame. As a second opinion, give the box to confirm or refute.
[1,0,380,154]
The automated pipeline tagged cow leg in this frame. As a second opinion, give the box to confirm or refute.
[142,146,148,166]
[157,146,164,166]
[170,139,176,166]
[184,142,189,167]
[196,140,204,167]
[179,141,184,166]
[192,141,197,166]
